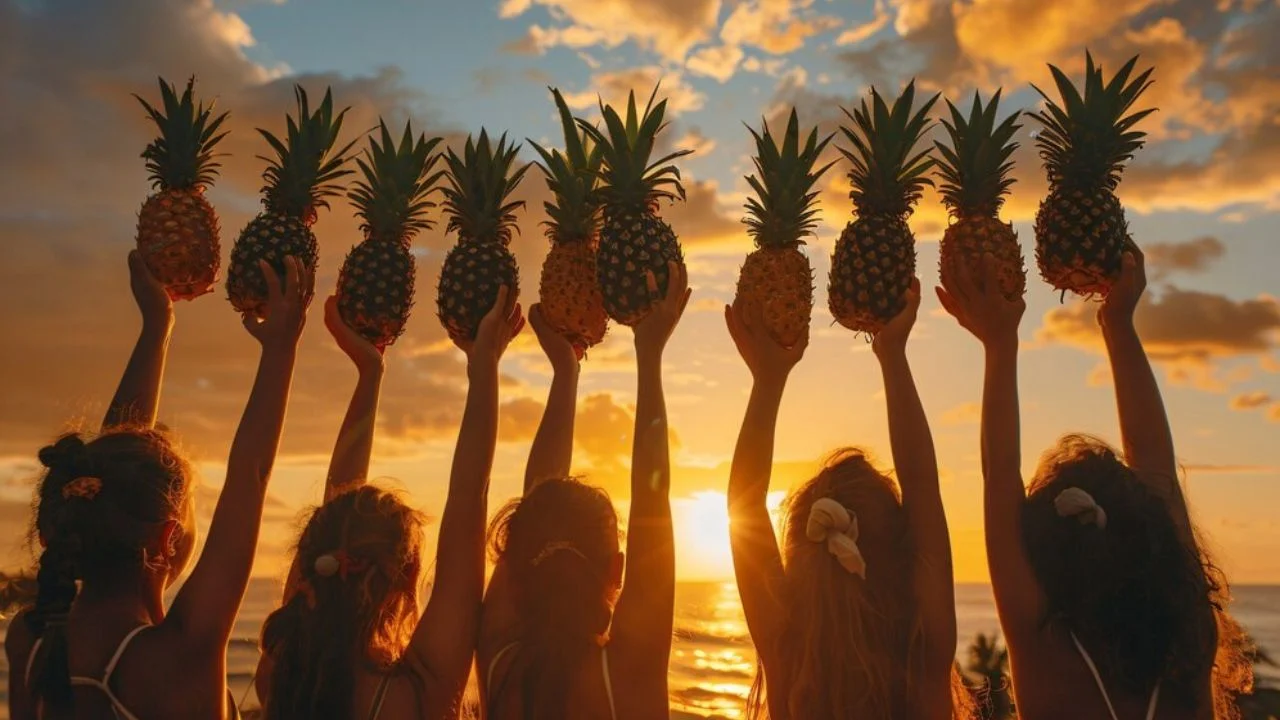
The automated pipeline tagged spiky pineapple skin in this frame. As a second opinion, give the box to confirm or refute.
[735,248,813,347]
[436,240,519,342]
[828,216,916,334]
[337,239,415,349]
[540,241,607,351]
[1035,187,1129,297]
[227,211,319,318]
[597,209,683,326]
[136,188,221,301]
[940,215,1026,301]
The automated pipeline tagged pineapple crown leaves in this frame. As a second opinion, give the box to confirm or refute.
[348,119,445,245]
[576,84,694,213]
[441,129,530,246]
[743,108,837,250]
[838,80,941,219]
[528,87,605,244]
[1030,52,1156,192]
[934,89,1021,219]
[134,76,230,191]
[257,85,360,220]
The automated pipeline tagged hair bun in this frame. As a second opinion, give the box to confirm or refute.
[38,435,88,471]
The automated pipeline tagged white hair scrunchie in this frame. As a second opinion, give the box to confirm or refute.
[1054,487,1108,529]
[805,497,867,578]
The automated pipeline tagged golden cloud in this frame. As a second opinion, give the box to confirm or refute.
[1229,391,1274,410]
[498,0,720,61]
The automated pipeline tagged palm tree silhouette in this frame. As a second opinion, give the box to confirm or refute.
[965,631,1015,720]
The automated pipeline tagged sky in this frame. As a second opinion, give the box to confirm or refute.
[0,0,1277,585]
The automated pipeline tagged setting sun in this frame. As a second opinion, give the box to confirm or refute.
[672,490,787,581]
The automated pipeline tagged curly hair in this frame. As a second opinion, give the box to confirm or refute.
[746,448,974,720]
[486,478,621,720]
[1023,434,1252,717]
[259,484,427,720]
[23,428,195,711]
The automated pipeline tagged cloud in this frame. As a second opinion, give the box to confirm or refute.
[941,402,980,426]
[496,0,720,61]
[687,44,745,83]
[1229,391,1273,410]
[719,0,842,56]
[1270,405,1280,424]
[1144,236,1225,280]
[560,67,706,115]
[836,0,892,46]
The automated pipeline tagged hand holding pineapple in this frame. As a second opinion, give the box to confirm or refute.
[870,277,922,359]
[530,303,582,370]
[725,299,808,386]
[459,284,526,366]
[324,295,384,375]
[935,254,1025,351]
[127,249,174,330]
[241,255,314,350]
[633,260,691,362]
[1097,242,1146,331]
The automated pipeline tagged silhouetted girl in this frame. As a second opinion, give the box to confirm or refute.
[938,250,1251,719]
[726,279,973,719]
[479,264,691,720]
[254,288,523,719]
[5,253,311,719]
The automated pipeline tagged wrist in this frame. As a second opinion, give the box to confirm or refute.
[466,355,499,380]
[751,374,788,398]
[982,331,1020,355]
[357,361,386,380]
[1100,312,1138,339]
[142,313,174,336]
[552,359,581,378]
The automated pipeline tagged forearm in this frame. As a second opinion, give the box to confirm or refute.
[980,342,1024,519]
[523,363,579,493]
[225,346,298,489]
[728,378,784,512]
[877,349,940,500]
[103,316,173,429]
[632,356,670,499]
[1101,317,1176,477]
[324,366,384,502]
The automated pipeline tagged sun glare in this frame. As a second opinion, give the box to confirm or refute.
[673,490,786,580]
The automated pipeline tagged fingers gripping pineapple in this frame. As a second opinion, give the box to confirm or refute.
[828,82,939,335]
[530,88,609,352]
[228,85,357,318]
[733,109,836,347]
[1032,52,1155,298]
[578,87,693,326]
[336,121,444,349]
[435,130,530,343]
[936,89,1027,301]
[133,77,229,300]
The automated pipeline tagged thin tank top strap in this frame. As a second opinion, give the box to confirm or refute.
[1146,683,1161,720]
[601,646,617,720]
[487,641,520,696]
[367,674,393,720]
[1071,631,1160,720]
[102,625,150,682]
[24,637,43,689]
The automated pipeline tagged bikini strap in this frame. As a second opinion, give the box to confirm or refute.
[1146,683,1161,720]
[367,674,393,720]
[601,646,617,720]
[1071,631,1121,720]
[486,641,520,697]
[24,637,43,689]
[101,625,150,683]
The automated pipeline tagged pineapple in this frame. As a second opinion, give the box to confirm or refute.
[530,88,609,352]
[436,130,530,343]
[829,81,939,334]
[227,86,356,318]
[336,121,444,349]
[578,87,693,326]
[1031,52,1154,297]
[935,89,1026,301]
[133,77,228,300]
[733,108,835,347]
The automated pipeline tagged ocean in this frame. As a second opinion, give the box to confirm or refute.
[3,582,1278,719]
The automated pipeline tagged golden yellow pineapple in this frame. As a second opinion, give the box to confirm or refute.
[530,88,608,352]
[133,77,228,300]
[336,121,443,349]
[1032,53,1154,297]
[828,82,939,334]
[935,89,1026,300]
[227,86,356,318]
[578,87,693,326]
[734,109,835,347]
[435,130,530,343]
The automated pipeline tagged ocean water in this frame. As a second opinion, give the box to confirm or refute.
[3,582,1278,719]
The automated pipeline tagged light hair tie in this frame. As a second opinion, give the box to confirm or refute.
[62,476,102,501]
[314,554,341,577]
[1054,487,1108,529]
[805,497,867,578]
[313,550,371,579]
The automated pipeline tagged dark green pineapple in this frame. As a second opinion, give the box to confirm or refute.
[1032,52,1155,297]
[435,130,529,342]
[578,87,693,326]
[228,85,356,317]
[828,81,939,334]
[336,120,443,348]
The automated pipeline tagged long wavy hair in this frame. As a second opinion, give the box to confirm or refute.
[486,478,622,720]
[259,485,427,720]
[1023,434,1253,716]
[23,429,196,712]
[746,448,974,720]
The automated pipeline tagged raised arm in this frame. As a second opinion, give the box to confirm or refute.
[522,304,581,493]
[937,257,1045,638]
[103,251,175,429]
[872,280,956,680]
[321,297,386,502]
[610,262,690,691]
[167,257,311,647]
[723,300,805,671]
[409,287,524,709]
[1098,247,1189,534]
